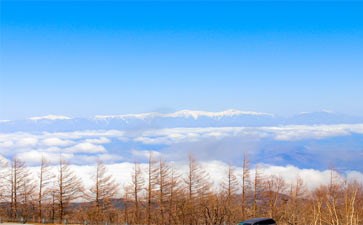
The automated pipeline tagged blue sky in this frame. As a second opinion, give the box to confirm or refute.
[1,1,363,120]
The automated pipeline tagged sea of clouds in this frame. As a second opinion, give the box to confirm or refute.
[1,110,363,189]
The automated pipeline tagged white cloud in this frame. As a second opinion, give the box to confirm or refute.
[1,124,363,172]
[17,150,73,164]
[59,161,363,193]
[13,160,362,200]
[42,137,74,146]
[16,137,39,147]
[0,130,123,151]
[73,153,123,165]
[84,137,111,144]
[0,140,14,148]
[346,170,363,183]
[0,154,9,165]
[134,127,247,145]
[131,150,161,159]
[174,161,363,191]
[264,124,355,141]
[2,124,363,154]
[46,130,124,139]
[64,143,106,154]
[132,124,363,145]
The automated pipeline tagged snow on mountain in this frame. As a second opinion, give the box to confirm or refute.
[0,110,362,133]
[165,109,273,119]
[93,109,273,120]
[29,115,72,121]
[94,112,162,120]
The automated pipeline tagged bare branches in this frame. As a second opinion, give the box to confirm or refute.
[37,155,54,222]
[55,157,84,222]
[87,159,119,223]
[184,154,212,225]
[7,157,36,220]
[0,154,362,225]
[241,152,251,220]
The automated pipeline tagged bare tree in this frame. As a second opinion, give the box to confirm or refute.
[37,156,54,223]
[156,159,168,225]
[55,157,84,223]
[343,180,361,225]
[311,185,325,225]
[154,159,182,225]
[167,163,182,225]
[129,162,144,224]
[6,157,35,220]
[0,157,9,219]
[0,157,8,203]
[241,153,251,220]
[328,169,345,225]
[184,154,212,225]
[146,153,158,225]
[1,153,363,225]
[263,175,286,220]
[285,176,307,225]
[88,159,119,223]
[221,164,239,224]
[252,164,263,218]
[122,185,131,224]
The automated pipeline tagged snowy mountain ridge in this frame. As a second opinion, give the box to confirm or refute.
[93,109,273,120]
[0,109,362,133]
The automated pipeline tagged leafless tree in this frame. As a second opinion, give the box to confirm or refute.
[55,157,84,222]
[284,176,307,225]
[241,153,251,220]
[221,164,239,224]
[146,153,158,225]
[184,154,212,225]
[87,159,119,223]
[0,154,363,225]
[6,157,36,220]
[252,164,264,218]
[0,157,8,203]
[263,175,286,220]
[128,162,144,224]
[167,162,182,225]
[0,157,9,219]
[37,156,54,223]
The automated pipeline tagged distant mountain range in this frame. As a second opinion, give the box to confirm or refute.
[1,110,362,132]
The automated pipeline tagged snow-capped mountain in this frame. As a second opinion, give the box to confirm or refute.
[0,109,362,132]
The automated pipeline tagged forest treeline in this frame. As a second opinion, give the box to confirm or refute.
[0,154,362,225]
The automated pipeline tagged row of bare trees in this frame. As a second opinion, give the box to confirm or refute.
[0,154,362,225]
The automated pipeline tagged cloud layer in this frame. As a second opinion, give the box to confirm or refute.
[0,123,363,171]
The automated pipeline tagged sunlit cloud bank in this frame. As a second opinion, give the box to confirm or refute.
[1,123,363,171]
[23,160,363,195]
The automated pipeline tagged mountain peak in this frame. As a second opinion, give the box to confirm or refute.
[167,109,273,119]
[28,115,72,121]
[93,109,273,120]
[94,112,161,120]
[298,110,336,116]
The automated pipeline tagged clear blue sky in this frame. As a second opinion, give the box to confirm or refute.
[1,1,363,120]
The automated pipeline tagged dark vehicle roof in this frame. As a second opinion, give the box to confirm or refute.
[243,218,274,222]
[239,218,276,224]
